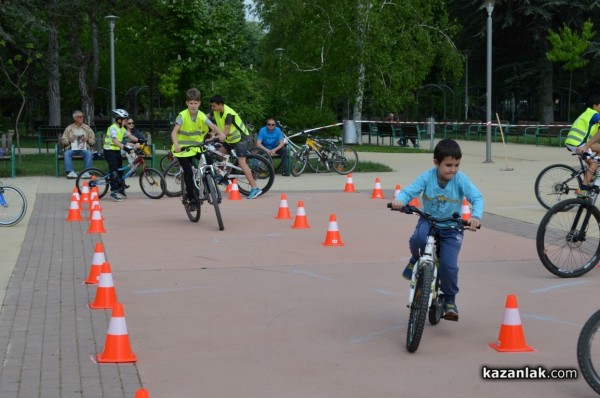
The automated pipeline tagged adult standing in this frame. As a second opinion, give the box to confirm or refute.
[60,110,95,179]
[256,118,289,176]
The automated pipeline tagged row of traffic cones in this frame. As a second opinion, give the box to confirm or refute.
[66,186,107,233]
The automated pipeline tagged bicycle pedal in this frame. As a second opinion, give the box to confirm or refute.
[443,313,459,322]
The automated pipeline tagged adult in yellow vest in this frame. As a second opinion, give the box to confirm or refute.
[103,108,133,202]
[209,94,262,199]
[171,88,223,210]
[565,95,600,194]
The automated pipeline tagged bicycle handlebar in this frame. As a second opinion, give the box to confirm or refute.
[387,203,478,229]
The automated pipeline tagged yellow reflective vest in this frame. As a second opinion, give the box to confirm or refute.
[172,110,210,158]
[104,123,125,150]
[212,104,249,144]
[565,108,599,146]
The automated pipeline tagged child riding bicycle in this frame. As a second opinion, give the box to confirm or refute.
[391,139,483,320]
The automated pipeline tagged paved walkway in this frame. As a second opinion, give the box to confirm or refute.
[0,139,596,397]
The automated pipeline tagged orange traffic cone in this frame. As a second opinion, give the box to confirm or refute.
[489,294,534,352]
[461,197,471,221]
[343,173,356,193]
[66,194,83,222]
[97,301,137,363]
[88,199,103,220]
[134,389,150,398]
[408,196,420,207]
[85,242,106,284]
[322,214,345,246]
[371,177,385,199]
[394,184,402,199]
[228,179,242,200]
[80,181,91,208]
[292,201,310,229]
[89,262,117,309]
[71,186,81,203]
[225,180,232,193]
[275,193,292,219]
[87,209,107,233]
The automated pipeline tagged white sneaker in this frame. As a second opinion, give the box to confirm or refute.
[67,171,77,179]
[81,172,91,179]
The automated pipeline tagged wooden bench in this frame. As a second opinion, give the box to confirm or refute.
[394,124,421,148]
[38,125,64,154]
[373,122,396,146]
[535,125,570,146]
[492,120,520,142]
[1,132,16,178]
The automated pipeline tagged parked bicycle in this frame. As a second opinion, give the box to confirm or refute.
[290,132,358,177]
[162,141,274,198]
[75,143,166,199]
[536,152,600,277]
[578,309,600,394]
[388,204,473,353]
[534,153,588,209]
[0,180,27,226]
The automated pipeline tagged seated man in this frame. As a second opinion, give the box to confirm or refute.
[256,118,289,176]
[61,110,95,179]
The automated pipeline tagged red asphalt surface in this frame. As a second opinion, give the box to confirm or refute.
[94,189,598,397]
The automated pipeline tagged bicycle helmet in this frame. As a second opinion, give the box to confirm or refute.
[112,109,129,119]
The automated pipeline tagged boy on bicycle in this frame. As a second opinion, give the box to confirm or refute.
[104,109,136,201]
[391,139,483,320]
[171,88,223,211]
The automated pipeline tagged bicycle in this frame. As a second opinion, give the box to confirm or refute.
[534,153,588,209]
[75,143,166,200]
[578,309,600,394]
[290,132,358,177]
[536,152,600,278]
[177,142,225,230]
[0,180,27,226]
[162,141,274,198]
[388,203,472,353]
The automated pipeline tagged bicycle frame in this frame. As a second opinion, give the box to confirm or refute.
[408,234,438,308]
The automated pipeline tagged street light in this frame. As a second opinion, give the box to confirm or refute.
[275,48,285,85]
[105,15,119,115]
[484,0,495,163]
[462,50,470,121]
[274,48,285,115]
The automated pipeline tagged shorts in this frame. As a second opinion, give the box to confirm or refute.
[224,137,250,157]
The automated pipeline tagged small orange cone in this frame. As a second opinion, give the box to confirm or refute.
[88,199,103,220]
[228,179,242,200]
[275,193,292,219]
[394,184,402,199]
[343,173,356,193]
[322,214,345,246]
[461,197,471,221]
[97,301,137,363]
[87,209,107,233]
[225,180,232,193]
[408,196,420,207]
[66,194,83,222]
[71,186,81,203]
[80,181,91,208]
[134,389,150,398]
[85,242,106,284]
[489,294,534,352]
[89,262,118,309]
[292,201,310,229]
[371,177,385,199]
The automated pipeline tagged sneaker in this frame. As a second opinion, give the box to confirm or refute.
[188,199,199,211]
[110,191,123,202]
[66,171,77,179]
[118,189,127,199]
[402,263,413,280]
[247,187,262,199]
[575,187,590,198]
[81,172,92,179]
[443,301,459,321]
[281,172,290,177]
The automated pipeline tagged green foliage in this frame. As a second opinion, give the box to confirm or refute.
[546,20,594,71]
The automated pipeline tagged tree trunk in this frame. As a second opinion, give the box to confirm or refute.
[47,8,61,125]
[537,59,555,125]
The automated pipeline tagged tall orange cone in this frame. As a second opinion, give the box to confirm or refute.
[134,389,150,398]
[87,209,107,233]
[228,179,242,200]
[80,181,91,208]
[85,242,106,284]
[394,184,402,199]
[343,173,356,193]
[489,294,534,352]
[371,177,385,199]
[322,214,345,246]
[461,197,471,221]
[90,262,117,309]
[225,180,232,193]
[66,193,83,222]
[275,193,292,219]
[97,302,137,363]
[292,201,310,229]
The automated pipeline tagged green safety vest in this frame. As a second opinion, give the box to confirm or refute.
[565,108,599,146]
[104,123,125,150]
[172,109,210,158]
[213,104,249,144]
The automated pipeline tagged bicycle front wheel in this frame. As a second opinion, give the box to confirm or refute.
[76,167,109,198]
[0,185,27,226]
[534,164,580,210]
[206,175,224,231]
[291,147,309,177]
[536,198,600,277]
[159,153,176,173]
[331,145,359,175]
[406,260,433,353]
[578,309,600,395]
[231,154,274,196]
[139,168,166,199]
[181,174,200,222]
[163,159,183,197]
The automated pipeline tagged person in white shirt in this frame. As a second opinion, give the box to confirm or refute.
[60,110,95,179]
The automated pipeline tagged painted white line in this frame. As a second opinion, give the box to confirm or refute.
[521,313,582,327]
[292,269,334,281]
[530,280,590,293]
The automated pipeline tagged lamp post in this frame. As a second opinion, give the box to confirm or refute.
[274,48,285,115]
[484,1,495,163]
[463,50,470,121]
[105,15,119,114]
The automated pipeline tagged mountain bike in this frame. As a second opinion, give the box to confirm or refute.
[290,132,358,177]
[0,180,27,226]
[162,141,274,198]
[534,153,587,209]
[388,204,472,353]
[578,309,600,395]
[536,152,600,277]
[177,142,224,230]
[75,143,166,199]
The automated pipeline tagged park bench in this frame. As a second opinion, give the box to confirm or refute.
[535,125,570,146]
[394,124,421,148]
[1,132,16,178]
[37,125,64,154]
[368,122,396,146]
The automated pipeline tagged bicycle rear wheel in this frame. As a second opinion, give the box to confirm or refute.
[0,185,27,226]
[536,198,600,277]
[163,159,183,197]
[205,174,224,231]
[230,154,274,196]
[139,168,166,199]
[181,174,200,222]
[406,260,433,353]
[534,164,580,210]
[76,167,109,198]
[331,145,359,175]
[159,153,176,173]
[578,309,600,395]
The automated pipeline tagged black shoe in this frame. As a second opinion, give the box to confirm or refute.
[188,200,198,212]
[281,172,290,176]
[118,189,127,199]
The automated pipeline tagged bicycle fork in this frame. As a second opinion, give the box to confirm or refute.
[408,236,437,308]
